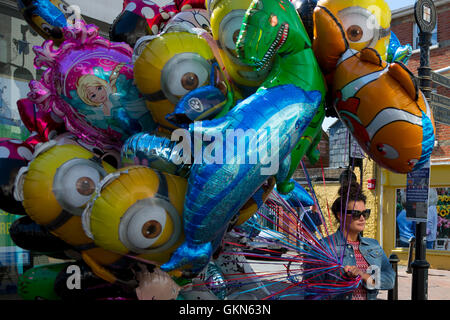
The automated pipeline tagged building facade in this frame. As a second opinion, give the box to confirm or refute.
[0,0,115,298]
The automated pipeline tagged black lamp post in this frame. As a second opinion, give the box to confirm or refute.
[411,0,436,301]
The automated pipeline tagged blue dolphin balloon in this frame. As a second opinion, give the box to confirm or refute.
[160,84,322,274]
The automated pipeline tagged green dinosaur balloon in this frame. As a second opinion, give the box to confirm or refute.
[18,263,70,300]
[236,0,326,194]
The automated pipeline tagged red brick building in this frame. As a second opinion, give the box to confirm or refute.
[391,0,450,162]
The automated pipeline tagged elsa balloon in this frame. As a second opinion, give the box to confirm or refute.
[28,20,156,152]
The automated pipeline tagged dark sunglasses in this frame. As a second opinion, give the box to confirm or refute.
[346,209,371,220]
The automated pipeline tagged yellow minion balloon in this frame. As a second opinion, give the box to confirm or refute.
[206,0,269,96]
[15,142,127,284]
[82,166,187,267]
[317,0,392,60]
[82,167,274,270]
[134,29,231,130]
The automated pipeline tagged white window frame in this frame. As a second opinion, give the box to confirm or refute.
[412,19,438,51]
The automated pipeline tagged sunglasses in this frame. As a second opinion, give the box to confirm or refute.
[346,209,371,220]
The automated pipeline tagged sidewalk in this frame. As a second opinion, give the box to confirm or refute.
[378,265,450,300]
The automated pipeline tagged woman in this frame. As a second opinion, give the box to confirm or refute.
[320,182,395,300]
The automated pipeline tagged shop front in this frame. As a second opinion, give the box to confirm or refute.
[380,162,450,270]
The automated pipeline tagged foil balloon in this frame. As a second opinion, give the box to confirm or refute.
[133,27,233,130]
[332,47,435,173]
[135,267,181,300]
[294,0,317,41]
[163,8,211,33]
[387,31,413,65]
[82,166,273,273]
[206,0,269,97]
[111,0,207,47]
[121,132,190,177]
[14,142,130,285]
[82,166,187,268]
[202,261,227,300]
[279,180,314,208]
[316,0,392,61]
[0,138,33,215]
[18,262,68,300]
[236,0,326,194]
[17,98,65,147]
[16,0,84,45]
[9,215,73,258]
[160,86,322,274]
[157,0,326,274]
[54,132,121,169]
[28,21,156,152]
[53,261,138,300]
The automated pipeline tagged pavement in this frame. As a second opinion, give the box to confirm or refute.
[377,265,450,300]
[1,262,450,300]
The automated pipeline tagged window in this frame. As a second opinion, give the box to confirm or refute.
[412,20,438,50]
[395,187,450,251]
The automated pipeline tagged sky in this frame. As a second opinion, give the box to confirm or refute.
[386,0,416,11]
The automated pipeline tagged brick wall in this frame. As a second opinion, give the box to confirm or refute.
[433,122,450,159]
[391,4,449,74]
[303,130,330,168]
[391,2,450,161]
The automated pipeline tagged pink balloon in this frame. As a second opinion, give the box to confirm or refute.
[28,21,154,153]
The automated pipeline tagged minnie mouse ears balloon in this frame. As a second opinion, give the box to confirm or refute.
[28,21,156,152]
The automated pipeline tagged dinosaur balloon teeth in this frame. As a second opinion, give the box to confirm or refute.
[257,23,289,71]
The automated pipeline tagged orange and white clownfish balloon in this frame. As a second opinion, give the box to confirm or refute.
[332,47,435,174]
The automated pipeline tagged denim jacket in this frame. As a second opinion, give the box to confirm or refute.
[313,230,395,300]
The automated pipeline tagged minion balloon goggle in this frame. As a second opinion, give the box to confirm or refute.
[165,59,233,128]
[82,170,183,256]
[15,142,108,217]
[139,47,232,128]
[339,6,390,48]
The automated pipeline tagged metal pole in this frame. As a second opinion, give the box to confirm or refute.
[411,223,430,300]
[411,0,435,301]
[388,254,399,300]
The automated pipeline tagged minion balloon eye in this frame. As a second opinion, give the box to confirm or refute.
[161,53,211,104]
[218,10,246,56]
[53,158,107,216]
[338,7,390,47]
[118,197,181,253]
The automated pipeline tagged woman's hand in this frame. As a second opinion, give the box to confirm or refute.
[344,265,362,278]
[344,265,375,286]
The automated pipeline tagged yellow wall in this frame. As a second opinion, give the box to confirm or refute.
[380,163,450,270]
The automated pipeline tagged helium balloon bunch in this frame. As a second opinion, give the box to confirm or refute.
[0,0,434,300]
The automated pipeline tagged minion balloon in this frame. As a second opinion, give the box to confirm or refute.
[133,27,235,131]
[14,142,133,285]
[317,0,392,61]
[206,0,269,97]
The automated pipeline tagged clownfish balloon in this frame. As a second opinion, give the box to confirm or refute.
[332,47,435,174]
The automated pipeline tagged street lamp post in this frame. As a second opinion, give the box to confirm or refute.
[411,0,437,301]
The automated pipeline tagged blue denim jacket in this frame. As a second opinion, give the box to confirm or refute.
[317,230,396,300]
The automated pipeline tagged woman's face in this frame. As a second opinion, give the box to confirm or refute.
[341,200,367,234]
[87,85,107,105]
